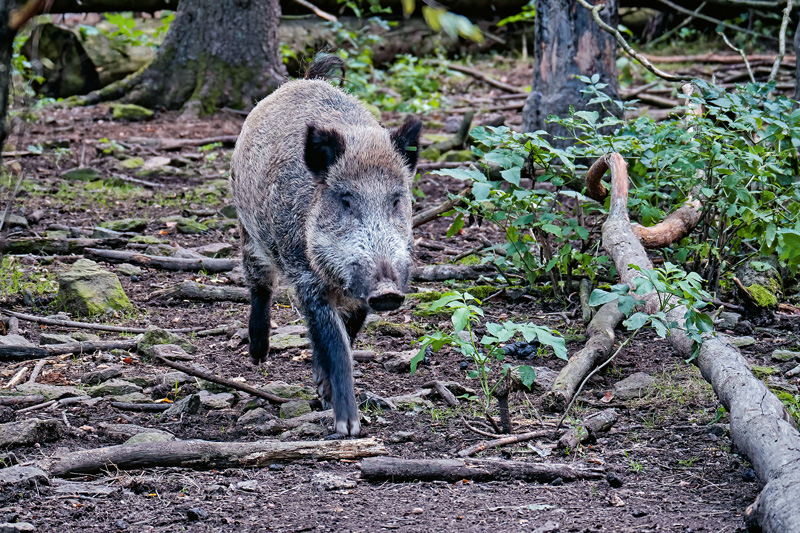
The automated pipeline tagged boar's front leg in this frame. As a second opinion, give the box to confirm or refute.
[298,286,360,436]
[341,306,368,346]
[242,229,276,365]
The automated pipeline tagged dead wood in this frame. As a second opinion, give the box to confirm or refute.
[46,437,386,477]
[127,135,238,151]
[110,401,170,412]
[432,61,524,93]
[359,457,604,483]
[457,429,559,458]
[84,248,236,273]
[0,308,201,334]
[0,394,46,407]
[579,278,594,323]
[421,380,459,407]
[642,53,794,65]
[3,237,127,255]
[410,264,494,282]
[0,340,137,361]
[428,111,475,153]
[153,355,290,404]
[412,186,471,228]
[3,367,29,388]
[581,152,800,533]
[150,280,249,303]
[27,358,51,383]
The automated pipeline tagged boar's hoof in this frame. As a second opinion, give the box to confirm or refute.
[335,415,361,437]
[248,338,269,365]
[368,286,405,312]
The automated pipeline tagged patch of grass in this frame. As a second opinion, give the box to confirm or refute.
[0,257,58,297]
[774,391,800,424]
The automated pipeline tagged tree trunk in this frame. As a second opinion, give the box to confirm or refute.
[0,3,16,150]
[794,18,800,101]
[122,0,285,112]
[522,0,619,144]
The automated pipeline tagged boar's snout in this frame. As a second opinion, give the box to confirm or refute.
[368,281,405,312]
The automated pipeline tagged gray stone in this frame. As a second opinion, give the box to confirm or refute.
[57,259,133,316]
[0,465,49,492]
[767,376,799,395]
[3,214,28,228]
[117,263,143,276]
[38,333,75,345]
[359,391,397,411]
[111,103,154,121]
[269,333,309,351]
[44,229,69,239]
[163,394,200,417]
[235,480,260,492]
[142,156,171,170]
[124,431,176,444]
[279,400,312,419]
[137,327,197,356]
[148,344,193,361]
[388,431,415,443]
[237,407,273,426]
[715,311,741,330]
[193,242,233,258]
[175,217,208,234]
[198,391,235,410]
[280,422,326,440]
[160,371,194,386]
[272,325,307,336]
[0,522,36,532]
[382,350,417,373]
[786,364,800,378]
[119,157,144,169]
[392,393,434,410]
[729,336,757,348]
[772,350,800,362]
[111,392,152,403]
[262,381,316,400]
[70,331,100,342]
[196,379,234,394]
[0,418,60,448]
[88,378,142,397]
[130,235,168,245]
[0,334,33,347]
[79,366,121,385]
[99,218,148,232]
[613,372,655,400]
[311,472,357,491]
[14,383,83,400]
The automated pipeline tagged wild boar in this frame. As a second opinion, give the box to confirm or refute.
[230,55,421,436]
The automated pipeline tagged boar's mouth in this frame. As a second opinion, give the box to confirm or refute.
[367,281,405,312]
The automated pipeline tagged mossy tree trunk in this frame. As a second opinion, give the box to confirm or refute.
[122,0,285,112]
[522,0,619,146]
[0,2,18,150]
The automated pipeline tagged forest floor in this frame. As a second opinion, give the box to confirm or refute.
[1,58,799,533]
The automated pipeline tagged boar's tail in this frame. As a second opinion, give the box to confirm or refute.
[305,52,346,86]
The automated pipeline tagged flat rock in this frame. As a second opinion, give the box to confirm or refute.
[391,393,434,410]
[280,422,326,441]
[786,364,800,378]
[137,327,197,356]
[279,400,312,419]
[237,407,273,426]
[98,422,174,442]
[193,242,233,258]
[88,378,143,397]
[62,167,101,181]
[0,465,49,491]
[5,214,28,228]
[57,259,133,316]
[149,344,193,361]
[0,522,36,532]
[124,431,176,444]
[729,336,756,348]
[0,418,60,448]
[91,226,123,239]
[117,263,143,276]
[382,350,416,373]
[71,331,100,342]
[39,333,75,345]
[52,479,118,496]
[164,394,200,417]
[111,392,152,403]
[272,325,307,336]
[613,372,655,400]
[79,366,121,385]
[715,311,741,330]
[143,156,171,170]
[198,391,236,410]
[175,217,208,234]
[0,334,34,347]
[269,333,309,351]
[262,381,316,400]
[772,350,800,362]
[14,383,83,400]
[388,431,415,443]
[119,157,144,169]
[99,218,147,232]
[311,472,357,491]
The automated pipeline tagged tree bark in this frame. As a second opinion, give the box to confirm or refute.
[522,0,619,144]
[110,0,285,112]
[795,18,800,101]
[0,2,18,149]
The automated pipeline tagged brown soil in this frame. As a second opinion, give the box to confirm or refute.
[1,62,797,533]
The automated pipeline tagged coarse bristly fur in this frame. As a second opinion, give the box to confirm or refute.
[230,54,422,437]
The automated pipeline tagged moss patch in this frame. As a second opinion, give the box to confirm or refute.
[364,320,425,337]
[751,365,779,378]
[747,283,778,308]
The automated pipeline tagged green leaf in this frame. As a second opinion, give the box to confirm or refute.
[589,289,618,306]
[536,329,567,360]
[500,167,521,186]
[451,307,471,333]
[410,346,427,375]
[517,365,537,389]
[624,311,649,330]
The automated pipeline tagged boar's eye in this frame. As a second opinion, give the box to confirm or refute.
[340,193,353,213]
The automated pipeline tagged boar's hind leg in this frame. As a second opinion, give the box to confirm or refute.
[242,237,276,365]
[301,290,361,436]
[341,306,368,346]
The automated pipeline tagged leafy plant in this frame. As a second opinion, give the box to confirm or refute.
[411,291,566,412]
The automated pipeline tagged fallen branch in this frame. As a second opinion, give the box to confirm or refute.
[150,280,249,303]
[457,429,559,458]
[153,355,290,404]
[0,394,47,407]
[428,111,475,154]
[410,264,494,282]
[2,237,127,255]
[412,186,471,228]
[110,401,171,412]
[768,0,793,82]
[127,135,239,151]
[643,53,795,64]
[0,340,138,362]
[0,308,201,334]
[431,61,523,93]
[46,437,386,477]
[359,457,604,483]
[84,248,236,273]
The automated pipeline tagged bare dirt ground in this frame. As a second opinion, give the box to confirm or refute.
[1,61,798,533]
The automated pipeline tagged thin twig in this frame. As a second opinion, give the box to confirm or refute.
[718,32,755,83]
[655,0,778,42]
[647,2,707,48]
[458,429,559,458]
[291,0,337,22]
[768,0,793,82]
[462,416,499,438]
[0,308,203,334]
[27,358,51,384]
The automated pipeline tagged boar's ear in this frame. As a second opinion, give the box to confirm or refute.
[305,124,346,181]
[390,116,422,173]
